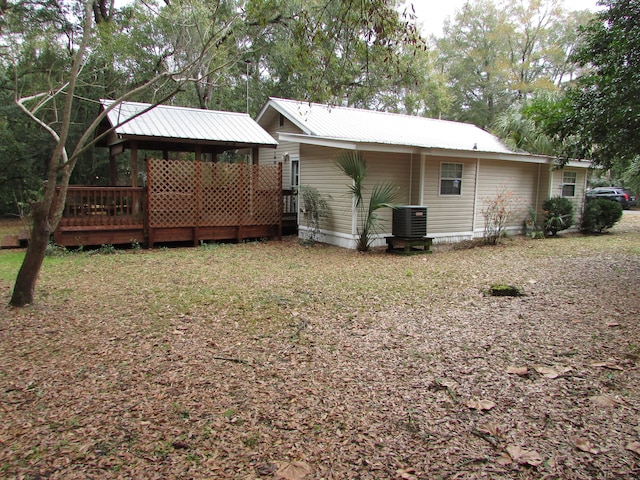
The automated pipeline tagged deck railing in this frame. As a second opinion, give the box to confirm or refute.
[57,186,145,227]
[283,189,297,217]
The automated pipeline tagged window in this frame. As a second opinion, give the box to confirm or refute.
[562,171,577,197]
[290,159,299,188]
[440,163,463,195]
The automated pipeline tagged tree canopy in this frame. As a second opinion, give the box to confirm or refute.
[436,0,594,129]
[533,0,640,169]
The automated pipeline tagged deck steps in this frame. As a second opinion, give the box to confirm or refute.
[1,231,29,249]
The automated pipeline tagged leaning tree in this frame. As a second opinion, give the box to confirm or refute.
[4,0,242,306]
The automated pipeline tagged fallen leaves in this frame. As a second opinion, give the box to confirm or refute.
[2,220,640,479]
[589,394,625,408]
[466,399,496,411]
[503,445,543,466]
[506,365,528,376]
[533,365,572,379]
[591,361,624,371]
[395,467,418,479]
[626,442,640,455]
[572,437,600,454]
[274,461,313,480]
[476,422,505,438]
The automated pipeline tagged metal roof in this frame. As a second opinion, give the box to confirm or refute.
[258,97,511,154]
[101,99,278,147]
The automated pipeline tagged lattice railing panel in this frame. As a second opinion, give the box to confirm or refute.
[147,159,196,227]
[200,163,241,226]
[147,159,281,229]
[247,164,281,225]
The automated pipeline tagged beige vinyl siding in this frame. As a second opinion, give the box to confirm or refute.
[359,151,412,233]
[409,153,422,205]
[298,145,352,234]
[258,115,301,187]
[475,160,540,230]
[549,167,587,214]
[298,147,411,236]
[422,156,477,234]
[536,165,552,218]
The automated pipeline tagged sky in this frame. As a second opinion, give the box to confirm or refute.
[411,0,603,37]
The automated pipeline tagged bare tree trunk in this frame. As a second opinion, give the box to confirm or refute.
[9,202,50,306]
[9,1,94,307]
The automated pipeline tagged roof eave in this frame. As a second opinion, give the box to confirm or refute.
[277,132,590,167]
[257,98,314,135]
[117,134,277,150]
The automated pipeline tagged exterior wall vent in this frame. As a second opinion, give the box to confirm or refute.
[392,206,427,238]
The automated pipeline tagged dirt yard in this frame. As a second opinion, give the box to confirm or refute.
[1,214,639,479]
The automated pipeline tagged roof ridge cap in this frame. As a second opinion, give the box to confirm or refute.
[102,99,250,117]
[270,97,481,128]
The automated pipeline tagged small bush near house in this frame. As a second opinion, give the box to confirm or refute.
[542,196,574,236]
[482,189,521,245]
[524,206,544,239]
[300,185,329,245]
[580,198,623,233]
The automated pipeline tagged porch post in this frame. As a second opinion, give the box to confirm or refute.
[109,151,117,185]
[419,154,426,206]
[237,162,244,242]
[277,162,283,240]
[131,140,139,188]
[194,146,202,246]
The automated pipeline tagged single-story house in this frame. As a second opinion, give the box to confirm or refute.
[256,97,589,249]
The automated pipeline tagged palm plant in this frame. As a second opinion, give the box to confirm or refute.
[335,151,398,251]
[491,102,555,155]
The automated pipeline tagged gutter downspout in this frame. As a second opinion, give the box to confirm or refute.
[409,153,413,203]
[419,154,426,206]
[351,179,358,246]
[472,157,480,235]
[535,163,541,214]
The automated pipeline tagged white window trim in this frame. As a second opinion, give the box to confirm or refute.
[440,162,463,196]
[561,171,577,198]
[290,159,300,189]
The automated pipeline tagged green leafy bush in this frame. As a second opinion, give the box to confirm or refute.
[542,196,574,236]
[580,198,623,233]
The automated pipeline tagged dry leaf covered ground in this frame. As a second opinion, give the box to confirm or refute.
[1,214,640,479]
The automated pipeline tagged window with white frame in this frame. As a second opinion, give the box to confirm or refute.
[562,171,577,197]
[440,163,463,195]
[290,159,299,188]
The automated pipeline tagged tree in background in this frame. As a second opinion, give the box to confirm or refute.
[531,0,640,171]
[436,0,512,128]
[436,0,595,129]
[491,99,556,154]
[243,0,427,112]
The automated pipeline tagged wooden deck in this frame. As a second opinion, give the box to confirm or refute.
[54,186,146,247]
[51,160,291,248]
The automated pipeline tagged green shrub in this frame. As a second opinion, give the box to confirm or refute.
[542,196,574,236]
[580,198,623,233]
[45,241,68,257]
